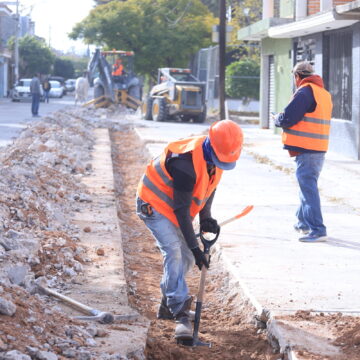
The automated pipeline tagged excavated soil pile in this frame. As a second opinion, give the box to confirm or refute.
[0,106,141,360]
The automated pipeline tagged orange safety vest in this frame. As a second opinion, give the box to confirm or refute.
[282,83,333,151]
[137,136,223,227]
[112,63,123,76]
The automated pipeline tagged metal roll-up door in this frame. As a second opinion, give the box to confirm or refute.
[268,55,275,129]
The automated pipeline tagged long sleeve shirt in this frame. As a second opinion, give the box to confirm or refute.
[30,77,41,95]
[165,152,215,249]
[274,77,324,154]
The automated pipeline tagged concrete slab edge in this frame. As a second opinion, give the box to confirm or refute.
[214,243,299,360]
[95,128,150,358]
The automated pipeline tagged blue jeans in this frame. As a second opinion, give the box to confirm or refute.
[44,90,50,103]
[295,152,326,236]
[31,93,40,115]
[136,197,194,316]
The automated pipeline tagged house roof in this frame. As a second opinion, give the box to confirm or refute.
[237,17,292,41]
[269,8,360,38]
[0,4,12,16]
[238,1,360,41]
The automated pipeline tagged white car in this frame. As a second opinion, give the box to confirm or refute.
[65,79,76,92]
[49,80,64,98]
[11,78,44,102]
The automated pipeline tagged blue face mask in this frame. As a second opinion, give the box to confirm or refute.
[202,137,214,165]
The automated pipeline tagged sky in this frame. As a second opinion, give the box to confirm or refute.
[17,0,95,54]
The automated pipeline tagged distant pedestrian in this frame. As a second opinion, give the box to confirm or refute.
[274,61,333,243]
[42,78,52,103]
[30,73,41,117]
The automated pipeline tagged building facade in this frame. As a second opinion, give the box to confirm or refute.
[0,3,34,97]
[0,4,15,97]
[238,0,360,159]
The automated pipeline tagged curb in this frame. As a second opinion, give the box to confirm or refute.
[215,244,299,360]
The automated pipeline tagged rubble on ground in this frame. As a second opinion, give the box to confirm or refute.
[0,106,135,360]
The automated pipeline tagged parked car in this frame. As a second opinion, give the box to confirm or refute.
[49,80,64,98]
[49,76,66,95]
[11,78,44,102]
[65,79,76,92]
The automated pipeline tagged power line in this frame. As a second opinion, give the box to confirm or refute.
[165,0,193,28]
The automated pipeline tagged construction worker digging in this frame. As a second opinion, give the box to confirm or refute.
[136,120,243,340]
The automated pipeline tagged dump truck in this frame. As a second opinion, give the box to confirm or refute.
[142,68,206,123]
[87,49,142,109]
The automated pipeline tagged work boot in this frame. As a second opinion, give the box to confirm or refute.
[157,297,173,320]
[157,297,195,321]
[174,298,193,340]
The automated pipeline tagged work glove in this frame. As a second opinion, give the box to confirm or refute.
[191,247,209,271]
[200,217,220,234]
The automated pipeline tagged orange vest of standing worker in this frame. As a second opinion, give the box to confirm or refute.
[282,83,333,151]
[137,136,223,226]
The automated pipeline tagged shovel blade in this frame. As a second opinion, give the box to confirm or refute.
[177,337,211,348]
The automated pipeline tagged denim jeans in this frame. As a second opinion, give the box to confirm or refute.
[136,197,194,316]
[44,90,50,103]
[295,152,326,236]
[31,93,40,115]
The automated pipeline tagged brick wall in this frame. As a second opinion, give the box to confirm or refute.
[333,0,351,5]
[307,0,320,15]
[307,0,352,15]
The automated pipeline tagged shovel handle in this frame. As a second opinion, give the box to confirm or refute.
[218,205,254,227]
[196,254,209,302]
[196,205,254,238]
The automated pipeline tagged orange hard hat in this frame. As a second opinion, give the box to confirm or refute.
[209,120,243,170]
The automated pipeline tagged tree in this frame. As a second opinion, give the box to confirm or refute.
[225,58,260,102]
[199,0,218,16]
[9,35,54,77]
[54,58,75,79]
[94,0,126,4]
[69,0,216,76]
[63,55,89,78]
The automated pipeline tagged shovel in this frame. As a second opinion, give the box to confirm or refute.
[178,205,254,347]
[179,230,220,347]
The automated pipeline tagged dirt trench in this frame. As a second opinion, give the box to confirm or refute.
[110,127,281,360]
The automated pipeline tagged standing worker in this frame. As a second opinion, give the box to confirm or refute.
[112,58,124,77]
[30,73,41,117]
[136,120,243,341]
[274,61,333,243]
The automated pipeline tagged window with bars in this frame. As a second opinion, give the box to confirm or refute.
[323,28,352,121]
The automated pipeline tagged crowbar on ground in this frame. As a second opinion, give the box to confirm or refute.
[38,285,138,324]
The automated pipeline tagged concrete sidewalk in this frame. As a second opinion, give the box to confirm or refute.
[133,117,360,356]
[217,125,360,314]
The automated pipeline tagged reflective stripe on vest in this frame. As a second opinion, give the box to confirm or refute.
[137,135,223,226]
[282,82,333,152]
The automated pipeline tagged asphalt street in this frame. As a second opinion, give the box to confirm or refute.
[0,94,76,147]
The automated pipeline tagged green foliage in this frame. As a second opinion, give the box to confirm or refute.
[70,0,216,76]
[231,0,262,28]
[53,58,75,79]
[199,0,218,16]
[13,35,54,77]
[94,0,126,4]
[63,56,89,78]
[225,58,260,102]
[227,0,262,59]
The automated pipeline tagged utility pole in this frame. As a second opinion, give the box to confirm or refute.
[219,0,226,120]
[4,0,20,83]
[14,0,20,83]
